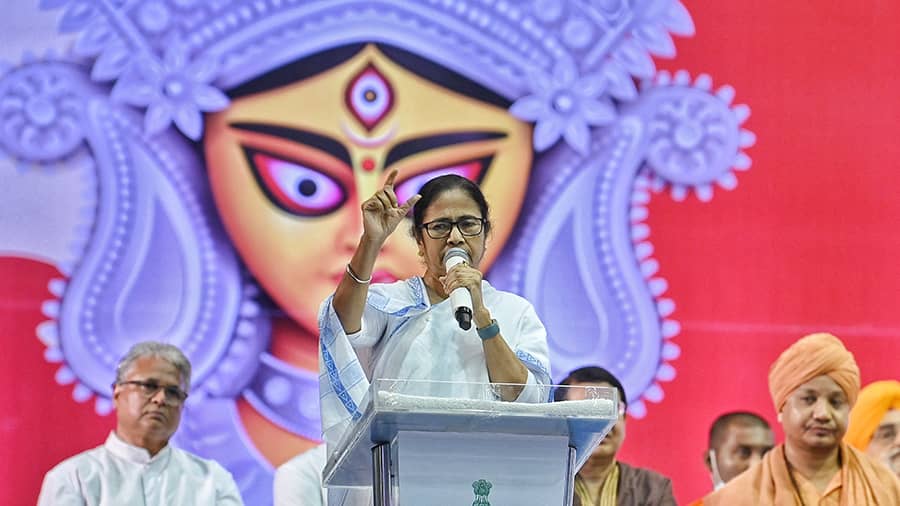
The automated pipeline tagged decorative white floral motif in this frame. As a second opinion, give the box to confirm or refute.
[111,41,229,140]
[510,59,617,155]
[41,0,96,32]
[0,58,86,162]
[641,70,755,202]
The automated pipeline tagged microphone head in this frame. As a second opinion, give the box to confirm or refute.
[443,247,471,265]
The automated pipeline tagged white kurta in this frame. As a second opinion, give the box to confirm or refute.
[38,432,243,506]
[273,444,326,506]
[318,277,552,450]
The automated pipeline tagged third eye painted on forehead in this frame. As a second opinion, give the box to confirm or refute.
[222,43,515,218]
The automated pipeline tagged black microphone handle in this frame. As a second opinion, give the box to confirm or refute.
[455,306,473,330]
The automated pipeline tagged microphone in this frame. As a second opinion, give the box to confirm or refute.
[443,247,473,330]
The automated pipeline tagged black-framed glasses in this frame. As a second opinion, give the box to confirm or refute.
[420,217,485,239]
[117,380,188,404]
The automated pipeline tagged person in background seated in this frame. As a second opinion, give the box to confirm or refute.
[274,444,325,506]
[686,411,774,505]
[704,411,775,489]
[702,333,900,505]
[556,366,676,506]
[38,341,243,505]
[845,380,900,479]
[274,443,375,506]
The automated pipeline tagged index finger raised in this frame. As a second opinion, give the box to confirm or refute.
[383,169,399,188]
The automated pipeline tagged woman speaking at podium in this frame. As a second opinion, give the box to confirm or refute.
[317,170,552,448]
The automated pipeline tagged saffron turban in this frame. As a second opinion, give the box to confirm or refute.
[768,332,860,411]
[845,380,900,450]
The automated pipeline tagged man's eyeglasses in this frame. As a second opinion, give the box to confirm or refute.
[420,217,485,239]
[117,380,188,404]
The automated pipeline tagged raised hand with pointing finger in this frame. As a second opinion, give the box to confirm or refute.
[361,169,421,245]
[333,169,419,333]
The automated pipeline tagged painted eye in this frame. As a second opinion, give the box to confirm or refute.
[393,156,492,206]
[243,148,347,216]
[346,64,393,131]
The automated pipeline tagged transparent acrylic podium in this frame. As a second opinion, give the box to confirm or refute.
[323,379,618,506]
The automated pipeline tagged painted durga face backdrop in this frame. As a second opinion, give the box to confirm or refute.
[199,43,535,465]
[205,44,534,337]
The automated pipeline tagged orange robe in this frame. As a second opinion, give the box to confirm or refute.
[702,443,900,506]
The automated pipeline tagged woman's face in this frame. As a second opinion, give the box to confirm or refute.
[415,188,488,278]
[204,45,532,330]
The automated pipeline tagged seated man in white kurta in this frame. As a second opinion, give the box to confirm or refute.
[38,341,242,506]
[274,444,326,506]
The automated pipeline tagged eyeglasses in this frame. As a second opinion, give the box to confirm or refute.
[117,380,188,404]
[420,217,485,239]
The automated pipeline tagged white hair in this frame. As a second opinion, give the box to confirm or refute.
[114,341,192,392]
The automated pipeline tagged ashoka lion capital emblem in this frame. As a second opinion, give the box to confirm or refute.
[472,479,493,505]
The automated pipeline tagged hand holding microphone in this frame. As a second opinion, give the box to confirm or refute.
[442,248,475,330]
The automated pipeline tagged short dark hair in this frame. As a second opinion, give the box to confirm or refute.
[708,411,771,449]
[410,174,492,240]
[554,366,627,411]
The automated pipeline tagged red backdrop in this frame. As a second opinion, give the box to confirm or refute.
[622,0,900,502]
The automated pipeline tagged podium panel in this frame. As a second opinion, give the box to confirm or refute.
[397,431,569,505]
[323,380,617,506]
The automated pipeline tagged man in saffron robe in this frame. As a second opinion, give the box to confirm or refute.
[702,332,900,506]
[845,380,900,478]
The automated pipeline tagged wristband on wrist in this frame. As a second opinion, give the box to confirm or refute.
[476,319,500,340]
[345,264,371,284]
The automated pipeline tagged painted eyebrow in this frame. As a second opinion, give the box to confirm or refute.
[384,132,506,168]
[230,122,352,168]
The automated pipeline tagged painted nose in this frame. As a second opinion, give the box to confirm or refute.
[339,206,365,252]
